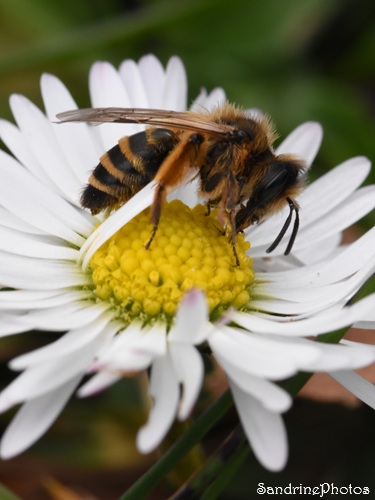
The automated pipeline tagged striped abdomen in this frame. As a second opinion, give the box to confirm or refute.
[81,128,178,213]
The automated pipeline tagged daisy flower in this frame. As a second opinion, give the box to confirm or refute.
[1,54,375,472]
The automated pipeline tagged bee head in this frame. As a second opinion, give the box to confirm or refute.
[235,154,306,254]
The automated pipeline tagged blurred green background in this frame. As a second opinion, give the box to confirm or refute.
[0,0,375,498]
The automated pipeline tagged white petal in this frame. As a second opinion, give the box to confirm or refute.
[168,177,200,207]
[229,379,288,471]
[9,94,81,202]
[0,314,31,337]
[77,371,122,398]
[98,352,153,373]
[208,327,317,380]
[245,108,266,121]
[0,149,90,244]
[0,206,46,235]
[89,61,139,147]
[0,289,59,303]
[233,293,375,337]
[136,354,179,453]
[329,370,375,409]
[354,321,375,329]
[304,341,375,371]
[0,335,102,410]
[169,343,204,420]
[299,156,370,219]
[0,376,80,459]
[0,119,54,187]
[256,226,375,289]
[0,225,78,260]
[138,54,165,108]
[0,255,85,290]
[294,186,375,251]
[80,181,155,269]
[169,289,209,344]
[247,297,323,317]
[294,232,342,265]
[119,58,149,107]
[190,87,226,112]
[201,88,226,111]
[254,258,375,316]
[316,227,375,285]
[0,289,90,311]
[20,302,111,331]
[216,355,292,412]
[162,56,187,110]
[131,324,167,357]
[94,324,166,371]
[10,314,113,370]
[93,335,154,372]
[190,88,208,111]
[275,121,323,167]
[0,252,89,290]
[41,73,102,182]
[221,326,319,366]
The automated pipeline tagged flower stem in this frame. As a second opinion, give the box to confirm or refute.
[200,444,250,500]
[169,425,249,500]
[119,390,233,500]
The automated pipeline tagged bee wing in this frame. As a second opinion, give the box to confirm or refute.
[56,107,232,137]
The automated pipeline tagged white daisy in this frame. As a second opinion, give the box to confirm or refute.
[0,54,375,473]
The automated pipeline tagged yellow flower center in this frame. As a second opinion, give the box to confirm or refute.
[89,200,254,324]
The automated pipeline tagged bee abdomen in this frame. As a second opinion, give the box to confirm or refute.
[81,184,117,213]
[81,128,177,213]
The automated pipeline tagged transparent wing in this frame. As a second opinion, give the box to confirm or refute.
[56,107,232,136]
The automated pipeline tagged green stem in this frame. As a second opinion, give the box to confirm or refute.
[119,390,233,500]
[201,444,250,500]
[169,425,248,500]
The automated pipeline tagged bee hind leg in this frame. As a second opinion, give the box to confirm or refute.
[145,183,166,249]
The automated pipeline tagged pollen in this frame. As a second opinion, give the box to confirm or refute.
[89,200,254,324]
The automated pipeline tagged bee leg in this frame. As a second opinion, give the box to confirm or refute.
[232,248,240,267]
[225,209,240,266]
[232,243,240,267]
[146,132,203,249]
[145,183,166,249]
[222,172,241,266]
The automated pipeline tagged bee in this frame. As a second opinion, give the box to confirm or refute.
[57,104,306,264]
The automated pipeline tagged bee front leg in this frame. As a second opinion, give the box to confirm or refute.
[221,172,241,266]
[224,208,240,267]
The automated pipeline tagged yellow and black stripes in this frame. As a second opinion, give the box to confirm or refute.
[81,128,178,213]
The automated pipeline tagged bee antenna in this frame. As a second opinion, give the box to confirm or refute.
[284,199,299,255]
[266,198,299,255]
